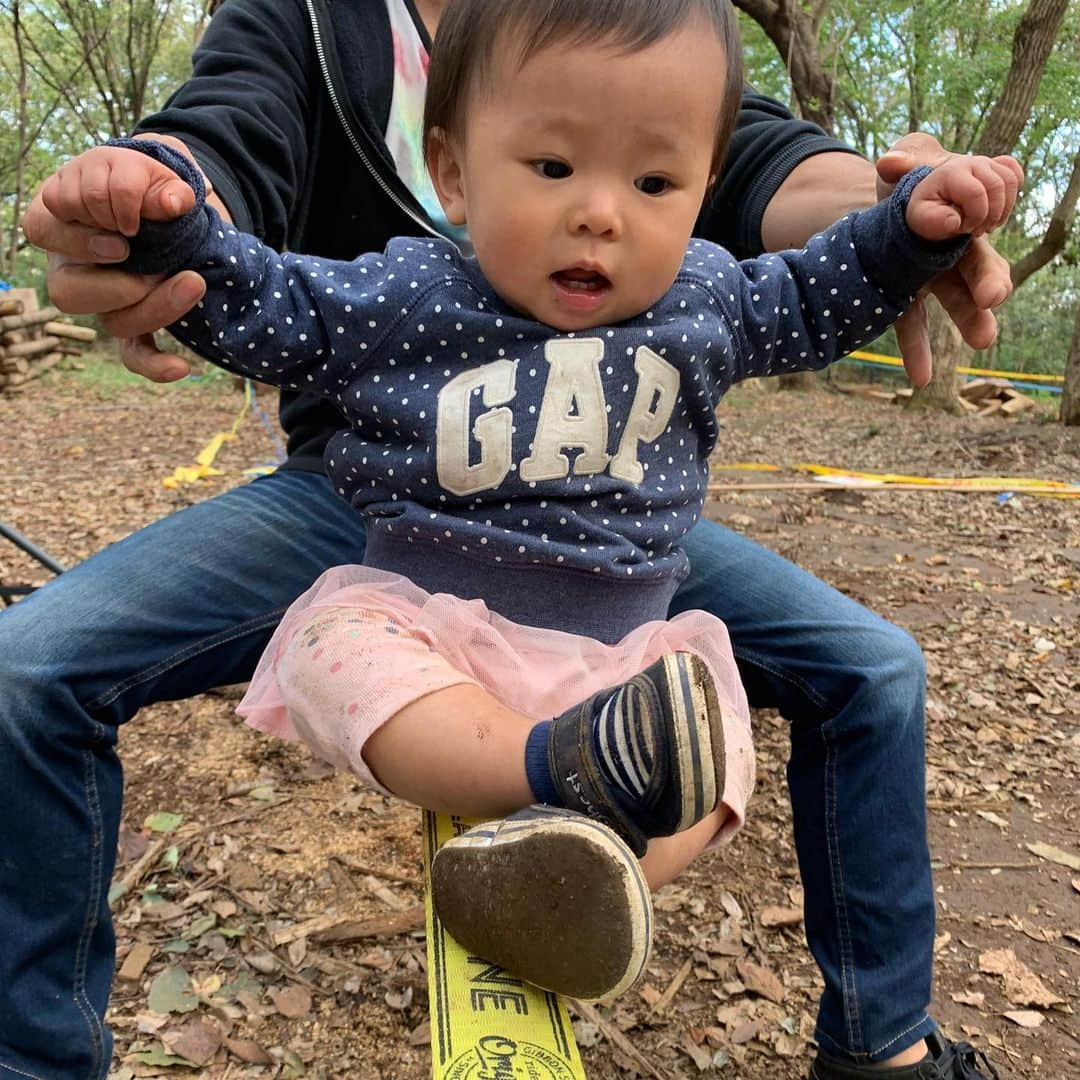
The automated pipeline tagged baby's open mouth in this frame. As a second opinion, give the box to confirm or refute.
[551,267,611,292]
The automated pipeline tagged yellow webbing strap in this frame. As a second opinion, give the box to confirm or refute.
[162,380,253,489]
[422,810,586,1080]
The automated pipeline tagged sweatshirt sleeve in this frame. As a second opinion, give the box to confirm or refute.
[700,167,967,389]
[113,139,431,397]
[132,0,315,245]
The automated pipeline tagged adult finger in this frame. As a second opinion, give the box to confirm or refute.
[118,333,192,383]
[895,298,932,387]
[955,237,1012,311]
[46,257,162,315]
[98,270,206,340]
[928,270,999,351]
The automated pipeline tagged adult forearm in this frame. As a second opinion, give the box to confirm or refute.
[760,151,877,252]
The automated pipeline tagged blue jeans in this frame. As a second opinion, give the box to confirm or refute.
[0,469,936,1078]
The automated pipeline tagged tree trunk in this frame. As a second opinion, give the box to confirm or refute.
[6,1,29,278]
[1011,149,1080,289]
[910,300,965,413]
[1061,305,1080,426]
[732,0,837,131]
[974,0,1069,157]
[778,370,822,391]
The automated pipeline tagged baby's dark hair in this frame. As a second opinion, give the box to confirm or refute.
[424,0,744,182]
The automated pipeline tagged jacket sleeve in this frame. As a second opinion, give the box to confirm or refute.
[701,168,967,390]
[114,140,421,400]
[698,89,863,259]
[133,0,316,247]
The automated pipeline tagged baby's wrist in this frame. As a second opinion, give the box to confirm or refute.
[106,137,211,277]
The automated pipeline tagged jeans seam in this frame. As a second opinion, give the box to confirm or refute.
[731,646,836,718]
[823,720,863,1052]
[870,1013,933,1057]
[70,745,106,1077]
[85,606,291,714]
[0,1060,49,1080]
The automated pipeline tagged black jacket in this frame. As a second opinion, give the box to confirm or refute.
[136,0,856,473]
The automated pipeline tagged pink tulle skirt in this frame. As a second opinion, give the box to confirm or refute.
[239,565,754,845]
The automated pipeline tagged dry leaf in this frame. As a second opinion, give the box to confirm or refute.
[759,906,802,928]
[118,941,154,982]
[1002,1010,1044,1028]
[223,1036,274,1065]
[270,985,313,1018]
[1026,842,1080,872]
[735,958,785,1003]
[951,991,986,1008]
[680,1034,714,1071]
[978,948,1063,1008]
[732,1019,763,1044]
[161,1018,222,1066]
[408,1019,431,1046]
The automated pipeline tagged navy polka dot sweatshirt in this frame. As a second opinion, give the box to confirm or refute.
[118,139,964,642]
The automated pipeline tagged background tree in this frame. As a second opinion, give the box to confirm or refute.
[734,0,1080,417]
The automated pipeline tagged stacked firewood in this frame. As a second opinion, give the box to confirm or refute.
[0,289,97,393]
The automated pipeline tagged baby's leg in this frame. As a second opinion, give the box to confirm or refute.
[276,606,535,816]
[639,807,729,889]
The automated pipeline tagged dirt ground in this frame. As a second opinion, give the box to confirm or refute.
[2,365,1077,1080]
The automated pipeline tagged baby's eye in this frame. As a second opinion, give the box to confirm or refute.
[635,175,671,196]
[533,160,572,180]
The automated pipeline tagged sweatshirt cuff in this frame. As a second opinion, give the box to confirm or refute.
[108,138,210,276]
[852,166,970,302]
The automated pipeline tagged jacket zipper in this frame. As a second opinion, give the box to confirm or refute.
[305,0,441,240]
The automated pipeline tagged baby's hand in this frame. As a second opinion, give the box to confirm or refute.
[906,155,1023,242]
[39,144,196,239]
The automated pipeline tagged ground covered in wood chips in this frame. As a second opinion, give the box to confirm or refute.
[2,364,1077,1080]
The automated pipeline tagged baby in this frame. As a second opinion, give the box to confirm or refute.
[45,0,1019,1006]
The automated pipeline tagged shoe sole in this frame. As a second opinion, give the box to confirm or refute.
[431,808,652,1001]
[661,652,725,834]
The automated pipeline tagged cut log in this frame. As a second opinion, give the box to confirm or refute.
[5,352,62,386]
[1000,393,1035,415]
[0,298,24,318]
[960,377,1012,402]
[43,321,97,343]
[2,330,28,346]
[1,356,30,375]
[0,306,60,333]
[4,335,60,359]
[1,289,37,315]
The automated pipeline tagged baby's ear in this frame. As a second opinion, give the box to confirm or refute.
[425,127,467,226]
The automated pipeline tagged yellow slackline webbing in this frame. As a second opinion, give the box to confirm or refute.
[847,349,1065,384]
[162,379,254,489]
[423,811,586,1080]
[711,462,1078,498]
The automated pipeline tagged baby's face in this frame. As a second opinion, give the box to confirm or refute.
[429,20,728,331]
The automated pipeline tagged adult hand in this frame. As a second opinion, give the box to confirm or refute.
[21,133,211,382]
[875,133,1014,388]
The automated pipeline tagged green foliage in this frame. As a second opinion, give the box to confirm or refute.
[739,0,1080,377]
[0,1,208,280]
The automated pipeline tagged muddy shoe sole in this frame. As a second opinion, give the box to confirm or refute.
[431,805,652,1001]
